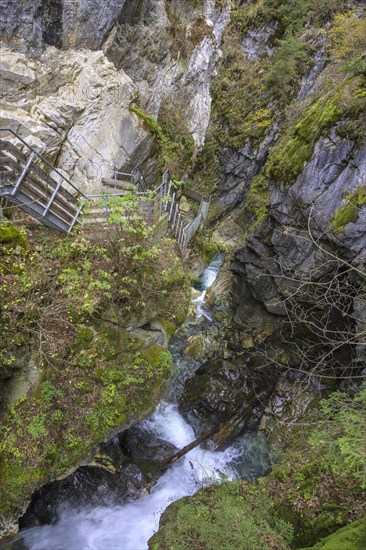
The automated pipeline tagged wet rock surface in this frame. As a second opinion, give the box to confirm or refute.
[18,425,179,530]
[19,464,148,529]
[120,426,178,461]
[178,355,278,448]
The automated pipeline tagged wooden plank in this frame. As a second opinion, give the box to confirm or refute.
[0,140,29,164]
[28,164,79,206]
[182,186,207,203]
[25,169,76,217]
[20,180,75,224]
[102,178,134,189]
[0,153,24,175]
[1,140,80,205]
[20,171,76,218]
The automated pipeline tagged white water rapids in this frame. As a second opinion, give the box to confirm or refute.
[16,255,271,550]
[22,404,240,550]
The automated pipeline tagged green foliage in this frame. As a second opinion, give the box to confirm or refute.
[27,415,48,439]
[306,517,366,549]
[151,481,293,550]
[328,11,366,75]
[130,104,195,176]
[264,35,309,101]
[308,387,366,487]
[40,380,64,403]
[330,186,366,232]
[232,0,347,35]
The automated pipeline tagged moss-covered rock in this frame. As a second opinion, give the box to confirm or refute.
[330,186,366,232]
[0,221,29,251]
[0,219,191,537]
[302,517,366,549]
[149,481,294,550]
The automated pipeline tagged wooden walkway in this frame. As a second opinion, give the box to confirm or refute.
[0,129,209,251]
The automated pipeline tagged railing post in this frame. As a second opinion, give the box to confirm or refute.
[172,203,179,231]
[160,184,164,215]
[177,214,183,245]
[164,184,172,211]
[11,151,36,196]
[169,193,176,222]
[43,177,64,217]
[67,199,85,233]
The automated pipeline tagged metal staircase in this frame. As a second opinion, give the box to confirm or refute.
[0,129,210,250]
[0,129,86,233]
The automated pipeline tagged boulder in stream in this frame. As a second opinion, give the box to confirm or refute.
[178,355,278,449]
[120,426,178,461]
[19,463,149,529]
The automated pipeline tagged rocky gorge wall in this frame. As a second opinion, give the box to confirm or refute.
[0,0,232,538]
[1,0,231,192]
[1,0,365,545]
[184,0,366,445]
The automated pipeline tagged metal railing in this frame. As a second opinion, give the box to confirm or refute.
[0,128,86,232]
[87,169,210,252]
[0,128,210,245]
[0,129,86,198]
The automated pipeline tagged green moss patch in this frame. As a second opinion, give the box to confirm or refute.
[304,517,366,549]
[0,220,29,251]
[330,186,366,232]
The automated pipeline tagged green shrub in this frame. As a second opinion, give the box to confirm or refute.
[151,482,293,550]
[308,387,366,488]
[264,35,309,101]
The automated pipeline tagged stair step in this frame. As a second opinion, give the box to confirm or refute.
[83,218,109,225]
[102,177,135,191]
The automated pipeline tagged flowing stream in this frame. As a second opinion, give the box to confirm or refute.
[16,255,271,550]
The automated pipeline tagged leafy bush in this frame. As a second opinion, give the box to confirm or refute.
[150,482,294,550]
[308,387,366,488]
[264,35,309,101]
[328,11,366,75]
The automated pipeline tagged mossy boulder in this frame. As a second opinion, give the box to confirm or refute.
[301,517,366,549]
[0,323,172,536]
[0,221,28,251]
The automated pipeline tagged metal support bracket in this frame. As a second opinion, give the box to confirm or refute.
[11,151,36,196]
[43,177,64,216]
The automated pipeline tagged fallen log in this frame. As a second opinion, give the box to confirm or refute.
[159,427,218,471]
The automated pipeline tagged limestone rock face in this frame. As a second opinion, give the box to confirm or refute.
[105,0,231,148]
[0,0,128,50]
[1,1,231,193]
[0,47,146,193]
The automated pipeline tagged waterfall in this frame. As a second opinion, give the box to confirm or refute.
[17,255,271,550]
